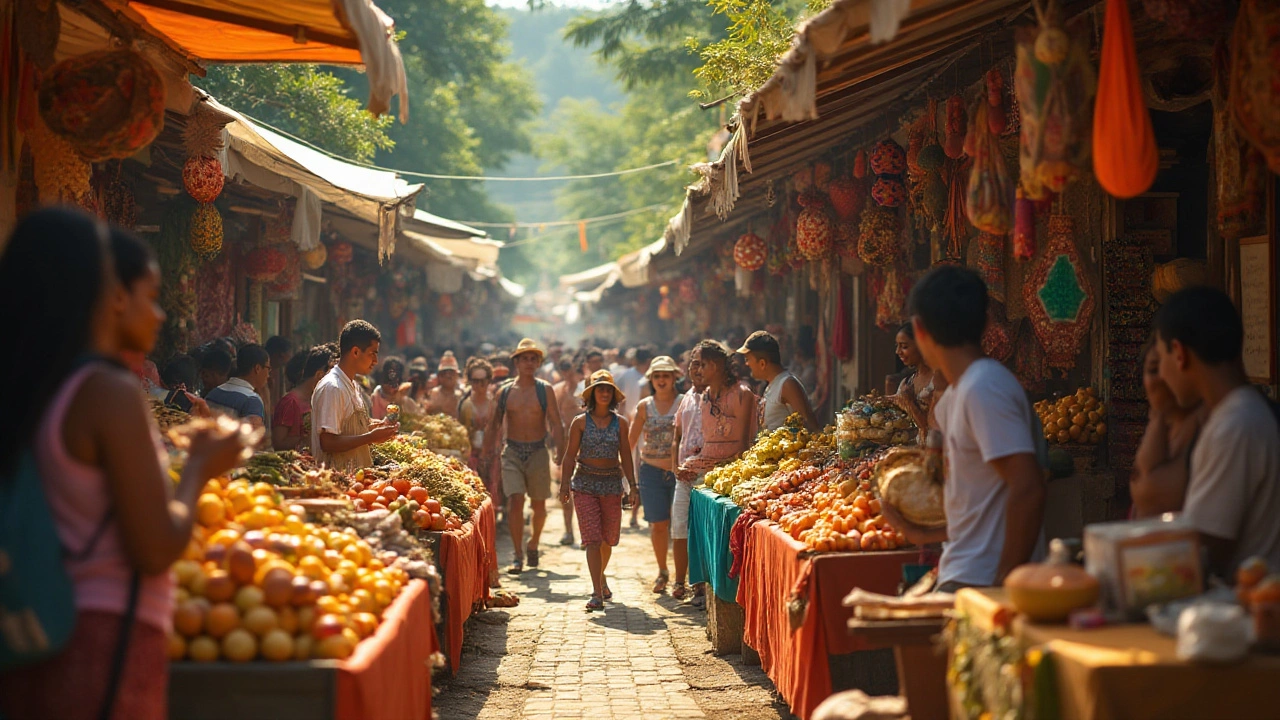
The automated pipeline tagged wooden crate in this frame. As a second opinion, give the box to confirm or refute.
[168,660,340,720]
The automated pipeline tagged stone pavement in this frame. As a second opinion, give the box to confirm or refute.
[434,500,791,720]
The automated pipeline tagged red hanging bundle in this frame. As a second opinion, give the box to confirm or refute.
[1013,189,1036,260]
[1093,0,1158,198]
[944,95,967,159]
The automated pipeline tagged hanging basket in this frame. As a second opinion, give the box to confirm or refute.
[733,231,767,271]
[302,244,328,270]
[795,207,834,261]
[330,241,354,265]
[190,203,224,258]
[871,176,907,207]
[183,155,224,203]
[245,246,288,282]
[37,49,166,162]
[869,139,907,175]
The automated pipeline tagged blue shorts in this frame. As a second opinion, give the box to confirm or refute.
[637,462,677,523]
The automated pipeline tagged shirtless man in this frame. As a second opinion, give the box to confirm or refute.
[553,356,583,546]
[484,339,566,573]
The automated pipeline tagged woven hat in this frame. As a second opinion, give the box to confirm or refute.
[437,351,460,373]
[581,370,625,404]
[646,356,681,378]
[510,338,545,361]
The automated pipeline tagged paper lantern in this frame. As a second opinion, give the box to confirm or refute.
[245,247,287,282]
[189,203,223,257]
[302,244,328,270]
[795,207,833,261]
[330,241,354,265]
[183,155,223,203]
[733,232,767,271]
[37,49,166,162]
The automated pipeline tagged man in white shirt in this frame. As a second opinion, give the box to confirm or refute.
[1155,287,1280,579]
[311,320,398,471]
[616,346,651,421]
[880,266,1046,591]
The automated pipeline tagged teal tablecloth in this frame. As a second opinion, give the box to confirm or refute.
[688,486,742,603]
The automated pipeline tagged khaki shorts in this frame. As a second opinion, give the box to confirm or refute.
[501,446,553,500]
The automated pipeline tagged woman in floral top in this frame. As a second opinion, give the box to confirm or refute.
[676,341,758,481]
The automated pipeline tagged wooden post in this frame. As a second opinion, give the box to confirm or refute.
[706,592,745,655]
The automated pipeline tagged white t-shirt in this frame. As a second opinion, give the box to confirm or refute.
[935,358,1040,587]
[310,365,365,455]
[616,367,643,420]
[1183,386,1280,577]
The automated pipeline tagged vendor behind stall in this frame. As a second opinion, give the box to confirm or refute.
[880,266,1046,592]
[312,320,399,471]
[1153,287,1280,577]
[205,344,271,428]
[888,323,947,444]
[737,330,820,432]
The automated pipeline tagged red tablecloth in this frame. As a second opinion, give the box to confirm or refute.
[336,578,435,720]
[436,498,496,672]
[736,521,915,720]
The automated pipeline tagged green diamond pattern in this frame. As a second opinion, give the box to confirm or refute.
[1038,254,1086,322]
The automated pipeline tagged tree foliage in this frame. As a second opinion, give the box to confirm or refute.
[197,65,394,163]
[689,0,831,99]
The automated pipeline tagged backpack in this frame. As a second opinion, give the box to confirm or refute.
[0,365,139,718]
[495,378,549,422]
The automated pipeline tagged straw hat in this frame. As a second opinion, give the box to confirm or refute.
[581,370,626,404]
[646,355,681,378]
[510,338,545,361]
[437,351,459,373]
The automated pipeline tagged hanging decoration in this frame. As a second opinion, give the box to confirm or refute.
[1015,7,1095,200]
[972,231,1007,302]
[857,205,901,266]
[302,243,328,270]
[29,115,91,206]
[982,302,1015,362]
[875,266,908,332]
[965,102,1014,233]
[1023,212,1095,370]
[827,175,865,220]
[181,103,228,203]
[835,220,861,259]
[182,156,223,203]
[870,139,907,209]
[733,230,767,271]
[986,69,1008,135]
[37,49,166,162]
[795,191,834,261]
[189,203,223,258]
[1013,189,1036,260]
[1213,38,1267,240]
[1093,0,1157,198]
[330,241,354,265]
[1229,0,1280,174]
[944,94,967,159]
[943,159,970,259]
[266,245,302,298]
[245,246,288,282]
[1141,0,1227,39]
[852,149,868,179]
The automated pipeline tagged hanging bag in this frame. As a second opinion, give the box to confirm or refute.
[1093,0,1158,198]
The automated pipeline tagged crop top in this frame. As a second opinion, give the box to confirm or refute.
[579,412,621,460]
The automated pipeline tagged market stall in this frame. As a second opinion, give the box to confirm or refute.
[434,497,498,673]
[688,486,742,604]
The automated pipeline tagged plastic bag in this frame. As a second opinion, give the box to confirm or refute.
[1016,18,1095,199]
[1093,0,1157,198]
[965,103,1013,233]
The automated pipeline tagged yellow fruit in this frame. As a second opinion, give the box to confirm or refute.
[206,602,240,638]
[297,556,328,581]
[243,605,279,637]
[251,482,276,498]
[227,489,253,515]
[188,635,220,662]
[197,494,225,526]
[222,628,258,662]
[294,633,314,660]
[260,629,294,662]
[277,606,299,635]
[235,585,265,612]
[167,632,187,660]
[315,633,354,660]
[173,559,202,589]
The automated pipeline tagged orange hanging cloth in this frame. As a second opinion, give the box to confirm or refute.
[1093,0,1157,199]
[578,220,588,252]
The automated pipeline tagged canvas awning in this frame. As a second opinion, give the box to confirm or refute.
[661,0,1052,254]
[560,261,619,290]
[98,0,408,119]
[617,238,666,288]
[402,209,502,268]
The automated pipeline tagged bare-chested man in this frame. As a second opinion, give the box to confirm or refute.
[553,356,583,546]
[484,339,566,573]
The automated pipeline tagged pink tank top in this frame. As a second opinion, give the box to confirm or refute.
[37,365,174,632]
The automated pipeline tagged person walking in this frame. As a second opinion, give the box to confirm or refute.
[559,370,638,611]
[428,352,463,419]
[669,350,707,600]
[0,211,249,720]
[483,339,565,574]
[628,357,684,594]
[553,356,583,546]
[459,357,498,496]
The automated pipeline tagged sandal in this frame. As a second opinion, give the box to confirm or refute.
[507,558,523,575]
[585,595,604,612]
[671,583,687,601]
[527,547,539,568]
[559,532,575,546]
[653,573,669,594]
[602,582,612,601]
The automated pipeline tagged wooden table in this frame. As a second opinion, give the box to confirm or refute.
[847,617,949,720]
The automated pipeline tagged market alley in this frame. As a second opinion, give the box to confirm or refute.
[433,504,791,720]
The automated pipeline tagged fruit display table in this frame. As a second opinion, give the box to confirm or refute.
[736,520,915,719]
[950,588,1280,720]
[434,497,497,673]
[689,487,742,603]
[169,579,435,720]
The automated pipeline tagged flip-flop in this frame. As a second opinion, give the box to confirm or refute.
[526,547,539,568]
[602,583,612,601]
[507,559,523,575]
[653,574,669,594]
[559,533,575,546]
[671,583,687,600]
[586,596,604,611]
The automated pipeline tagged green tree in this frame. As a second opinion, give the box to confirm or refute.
[197,65,394,163]
[688,0,813,100]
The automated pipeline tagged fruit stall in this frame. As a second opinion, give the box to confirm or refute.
[158,409,500,717]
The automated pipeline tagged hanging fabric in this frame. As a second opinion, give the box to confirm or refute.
[578,221,588,252]
[1093,0,1157,198]
[1229,0,1280,174]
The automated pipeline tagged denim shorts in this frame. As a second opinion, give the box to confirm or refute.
[637,462,677,523]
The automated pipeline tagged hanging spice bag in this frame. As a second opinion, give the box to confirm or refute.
[1093,0,1157,198]
[1229,0,1280,175]
[1023,213,1096,370]
[965,102,1014,233]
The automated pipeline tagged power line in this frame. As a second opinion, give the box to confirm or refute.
[240,111,680,182]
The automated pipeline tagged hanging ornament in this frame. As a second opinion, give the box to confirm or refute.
[852,149,868,179]
[330,241,354,265]
[1017,10,1095,200]
[972,231,1007,302]
[302,244,328,270]
[795,202,834,261]
[1230,0,1280,174]
[29,116,91,206]
[965,102,1014,233]
[1013,189,1036,260]
[875,266,908,331]
[944,95,968,159]
[827,176,865,220]
[835,220,861,259]
[857,205,901,267]
[182,155,224,203]
[871,176,907,207]
[1023,213,1096,370]
[1093,0,1157,198]
[869,139,906,175]
[733,231,767,271]
[37,49,166,162]
[267,246,302,297]
[189,203,224,258]
[245,246,288,282]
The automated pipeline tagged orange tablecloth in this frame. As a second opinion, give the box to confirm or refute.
[955,588,1280,720]
[736,521,915,720]
[336,578,435,720]
[436,498,496,672]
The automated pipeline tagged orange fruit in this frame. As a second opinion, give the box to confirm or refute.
[197,494,225,526]
[391,479,411,497]
[243,605,279,637]
[235,585,265,612]
[261,568,294,608]
[408,487,429,503]
[206,603,240,639]
[174,600,206,638]
[294,633,314,660]
[202,570,235,603]
[221,628,258,662]
[315,633,354,660]
[277,606,300,635]
[1252,576,1280,605]
[167,632,187,660]
[1239,557,1270,590]
[261,629,294,662]
[188,635,220,662]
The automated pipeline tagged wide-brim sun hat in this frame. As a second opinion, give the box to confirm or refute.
[510,337,545,362]
[438,351,459,373]
[581,370,625,404]
[645,355,681,378]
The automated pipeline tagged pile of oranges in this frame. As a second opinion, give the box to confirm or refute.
[345,475,462,532]
[171,478,408,663]
[1035,388,1108,445]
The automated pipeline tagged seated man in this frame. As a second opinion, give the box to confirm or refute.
[1154,287,1280,579]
